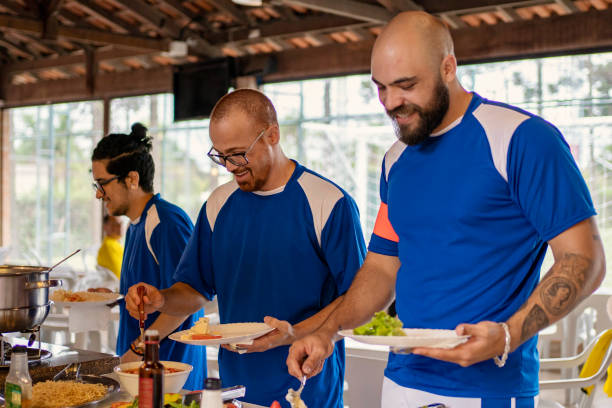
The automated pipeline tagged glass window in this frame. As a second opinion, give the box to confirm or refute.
[7,102,104,268]
[109,94,230,221]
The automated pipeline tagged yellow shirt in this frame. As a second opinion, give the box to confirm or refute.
[97,236,124,279]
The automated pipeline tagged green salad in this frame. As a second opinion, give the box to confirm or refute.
[353,311,406,336]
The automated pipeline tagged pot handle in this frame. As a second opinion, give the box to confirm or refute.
[25,279,63,290]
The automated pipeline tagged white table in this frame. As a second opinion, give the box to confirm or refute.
[344,338,388,408]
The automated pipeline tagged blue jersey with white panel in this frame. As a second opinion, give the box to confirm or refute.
[118,194,206,390]
[368,92,595,398]
[174,161,366,408]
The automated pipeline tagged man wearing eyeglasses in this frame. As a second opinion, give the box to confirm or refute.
[125,89,366,407]
[91,123,206,391]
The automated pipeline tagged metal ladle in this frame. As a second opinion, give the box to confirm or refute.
[48,249,81,272]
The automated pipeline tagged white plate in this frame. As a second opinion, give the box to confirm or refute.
[339,328,470,349]
[51,293,122,308]
[169,322,274,346]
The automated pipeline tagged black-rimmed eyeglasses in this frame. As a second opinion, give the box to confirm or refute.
[207,128,267,167]
[92,176,121,195]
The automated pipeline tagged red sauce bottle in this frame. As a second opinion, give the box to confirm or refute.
[138,329,164,408]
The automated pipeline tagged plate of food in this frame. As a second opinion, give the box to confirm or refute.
[169,317,273,346]
[338,311,470,349]
[50,289,122,307]
[30,374,119,408]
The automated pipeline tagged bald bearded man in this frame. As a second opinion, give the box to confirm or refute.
[125,89,366,408]
[287,11,605,407]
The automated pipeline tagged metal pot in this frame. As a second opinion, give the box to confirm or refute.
[0,303,52,332]
[0,265,62,332]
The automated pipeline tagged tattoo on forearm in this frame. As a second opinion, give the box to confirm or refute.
[540,277,576,316]
[521,304,549,342]
[539,253,592,317]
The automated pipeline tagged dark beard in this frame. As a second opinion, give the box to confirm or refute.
[388,80,450,146]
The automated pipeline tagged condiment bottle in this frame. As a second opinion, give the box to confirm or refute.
[4,345,32,408]
[138,329,164,408]
[201,377,223,408]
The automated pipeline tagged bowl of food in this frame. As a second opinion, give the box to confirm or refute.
[114,361,192,397]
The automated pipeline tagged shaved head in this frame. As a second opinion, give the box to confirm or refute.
[373,11,454,70]
[370,11,460,146]
[210,88,278,129]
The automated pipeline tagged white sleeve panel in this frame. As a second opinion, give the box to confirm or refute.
[473,104,530,182]
[297,172,344,247]
[205,180,239,232]
[384,140,407,181]
[144,204,161,265]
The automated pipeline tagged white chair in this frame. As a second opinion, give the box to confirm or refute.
[539,329,612,408]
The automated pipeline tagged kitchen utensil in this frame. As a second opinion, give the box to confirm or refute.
[0,248,80,332]
[53,362,82,381]
[0,303,53,333]
[47,249,81,272]
[137,285,145,341]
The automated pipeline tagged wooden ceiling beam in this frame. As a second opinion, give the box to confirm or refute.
[1,0,36,17]
[453,7,612,63]
[0,33,36,60]
[69,0,138,35]
[2,65,173,107]
[206,14,362,44]
[2,47,162,73]
[155,0,208,31]
[420,0,554,15]
[281,0,393,24]
[439,12,468,28]
[205,0,249,25]
[554,0,579,13]
[0,14,170,50]
[376,0,422,13]
[119,0,182,38]
[496,6,523,22]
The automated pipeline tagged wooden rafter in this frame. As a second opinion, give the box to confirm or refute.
[155,0,208,31]
[376,0,422,13]
[0,32,36,59]
[281,0,393,24]
[69,0,138,35]
[205,14,362,44]
[119,0,182,38]
[205,0,249,25]
[0,14,170,50]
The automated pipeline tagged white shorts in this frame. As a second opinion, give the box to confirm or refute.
[381,377,539,408]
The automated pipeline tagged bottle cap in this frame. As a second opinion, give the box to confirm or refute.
[11,345,28,354]
[204,377,222,390]
[144,329,160,337]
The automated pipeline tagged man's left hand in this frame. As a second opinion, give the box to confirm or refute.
[411,321,507,367]
[223,316,295,354]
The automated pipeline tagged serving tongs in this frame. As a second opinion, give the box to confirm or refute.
[53,362,82,382]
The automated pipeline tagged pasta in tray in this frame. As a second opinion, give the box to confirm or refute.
[31,380,107,408]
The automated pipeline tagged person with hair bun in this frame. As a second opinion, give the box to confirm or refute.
[91,123,205,390]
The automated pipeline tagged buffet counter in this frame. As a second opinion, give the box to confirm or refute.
[0,336,118,391]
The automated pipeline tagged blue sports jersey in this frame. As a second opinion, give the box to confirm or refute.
[118,194,206,390]
[369,93,595,398]
[174,162,366,408]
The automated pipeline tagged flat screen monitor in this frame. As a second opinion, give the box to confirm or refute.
[173,59,232,121]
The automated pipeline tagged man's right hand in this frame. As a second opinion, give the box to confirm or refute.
[125,282,164,320]
[286,329,336,379]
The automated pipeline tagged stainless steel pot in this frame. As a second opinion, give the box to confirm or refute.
[0,303,52,332]
[0,265,62,332]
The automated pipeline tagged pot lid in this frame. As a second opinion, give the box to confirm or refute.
[0,265,50,276]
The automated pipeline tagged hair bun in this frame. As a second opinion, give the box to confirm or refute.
[130,123,148,139]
